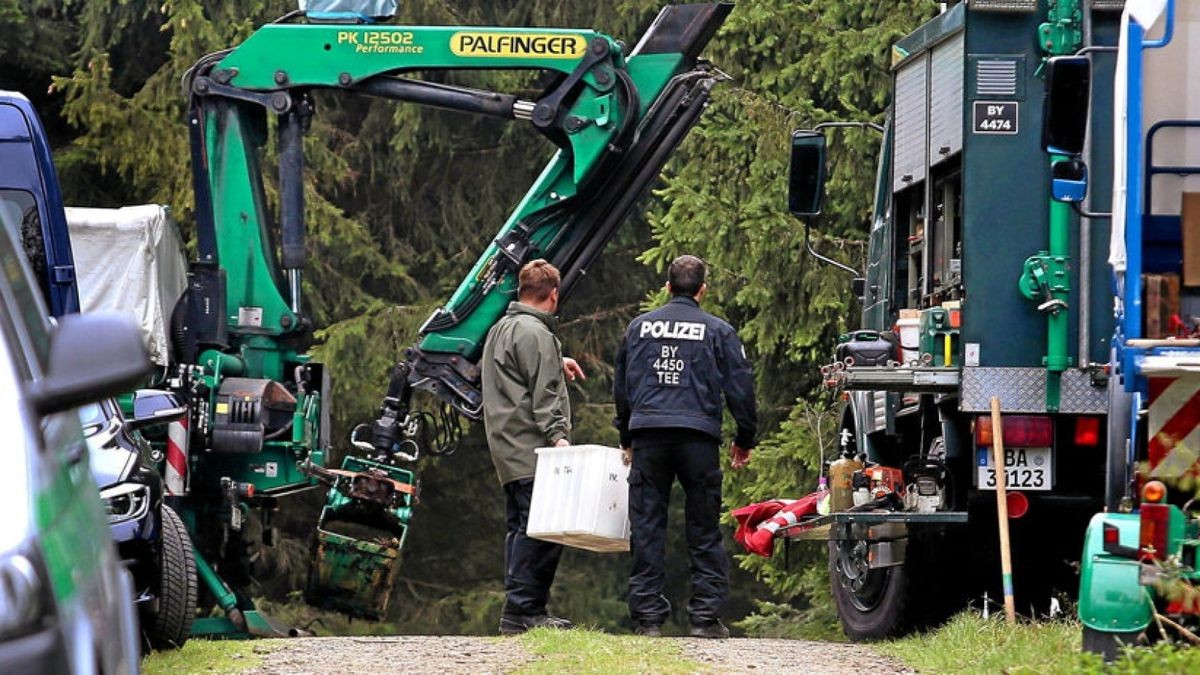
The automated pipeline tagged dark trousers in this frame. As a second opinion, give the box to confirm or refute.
[503,477,563,617]
[628,431,729,626]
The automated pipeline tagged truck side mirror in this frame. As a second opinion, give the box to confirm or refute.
[1041,56,1091,156]
[1051,159,1088,203]
[788,130,827,217]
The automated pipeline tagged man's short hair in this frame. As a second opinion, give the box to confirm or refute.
[518,259,560,302]
[668,255,707,297]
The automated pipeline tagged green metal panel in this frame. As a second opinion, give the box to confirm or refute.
[1077,513,1152,633]
[959,7,1117,369]
[216,25,622,186]
[961,8,1053,367]
[206,102,297,339]
[219,26,617,89]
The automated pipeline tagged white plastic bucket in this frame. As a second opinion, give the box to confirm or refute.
[526,444,630,552]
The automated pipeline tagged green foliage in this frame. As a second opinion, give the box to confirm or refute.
[882,612,1089,674]
[640,0,933,631]
[1100,641,1200,675]
[735,597,841,642]
[881,611,1200,675]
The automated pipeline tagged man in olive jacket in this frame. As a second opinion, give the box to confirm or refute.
[482,259,585,635]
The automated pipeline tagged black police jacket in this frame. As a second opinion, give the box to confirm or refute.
[613,295,757,448]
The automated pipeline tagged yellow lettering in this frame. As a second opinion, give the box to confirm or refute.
[450,32,588,59]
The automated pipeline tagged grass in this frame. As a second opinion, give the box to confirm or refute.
[880,613,1092,674]
[880,612,1200,674]
[516,627,705,674]
[142,639,267,675]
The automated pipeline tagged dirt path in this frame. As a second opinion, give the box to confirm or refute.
[679,637,910,674]
[243,635,908,674]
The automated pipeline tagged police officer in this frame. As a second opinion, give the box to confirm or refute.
[613,254,757,638]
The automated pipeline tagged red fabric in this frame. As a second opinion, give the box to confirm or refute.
[731,491,826,557]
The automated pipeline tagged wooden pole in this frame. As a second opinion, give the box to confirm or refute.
[990,396,1016,624]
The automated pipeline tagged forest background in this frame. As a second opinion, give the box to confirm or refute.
[0,0,932,637]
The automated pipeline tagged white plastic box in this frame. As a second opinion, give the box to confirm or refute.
[526,444,631,552]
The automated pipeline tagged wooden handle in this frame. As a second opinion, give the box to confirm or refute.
[990,396,1016,624]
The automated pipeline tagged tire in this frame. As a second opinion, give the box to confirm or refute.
[1082,626,1142,661]
[829,540,913,640]
[143,505,198,650]
[1105,368,1133,511]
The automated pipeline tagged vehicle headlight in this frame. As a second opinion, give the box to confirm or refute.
[99,483,151,524]
[0,550,49,641]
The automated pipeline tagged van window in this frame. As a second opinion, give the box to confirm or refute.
[0,209,51,370]
[0,189,49,302]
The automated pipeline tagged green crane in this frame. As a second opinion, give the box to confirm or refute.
[170,2,730,636]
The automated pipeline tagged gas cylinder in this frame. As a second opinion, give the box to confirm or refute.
[829,453,863,512]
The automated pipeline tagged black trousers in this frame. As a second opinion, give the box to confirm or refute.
[628,430,729,626]
[503,477,563,617]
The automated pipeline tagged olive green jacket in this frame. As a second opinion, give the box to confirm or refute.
[481,302,572,485]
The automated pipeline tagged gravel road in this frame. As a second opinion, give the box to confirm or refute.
[243,635,909,674]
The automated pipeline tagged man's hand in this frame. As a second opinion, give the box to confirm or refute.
[730,443,751,470]
[554,438,571,448]
[562,357,586,382]
[621,447,632,466]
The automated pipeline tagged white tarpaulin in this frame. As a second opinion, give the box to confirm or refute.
[1110,0,1185,273]
[65,205,187,366]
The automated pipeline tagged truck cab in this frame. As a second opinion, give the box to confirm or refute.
[0,91,79,317]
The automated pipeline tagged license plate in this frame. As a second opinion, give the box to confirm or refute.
[976,447,1052,491]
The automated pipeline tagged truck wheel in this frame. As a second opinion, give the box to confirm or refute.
[144,505,197,650]
[1082,626,1142,661]
[829,539,913,640]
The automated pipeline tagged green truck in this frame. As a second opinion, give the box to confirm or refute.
[784,0,1127,639]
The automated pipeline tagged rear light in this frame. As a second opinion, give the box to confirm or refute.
[1006,491,1029,519]
[1103,522,1120,547]
[1074,416,1101,446]
[949,309,962,328]
[975,415,1054,447]
[1143,480,1167,504]
[1103,521,1138,558]
[1140,503,1170,560]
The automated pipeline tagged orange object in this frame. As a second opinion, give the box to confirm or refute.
[829,454,863,512]
[1142,480,1167,504]
[865,466,905,499]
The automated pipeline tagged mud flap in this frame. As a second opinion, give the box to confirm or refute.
[1077,513,1153,635]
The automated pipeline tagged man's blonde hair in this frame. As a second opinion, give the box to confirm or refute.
[518,259,560,302]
